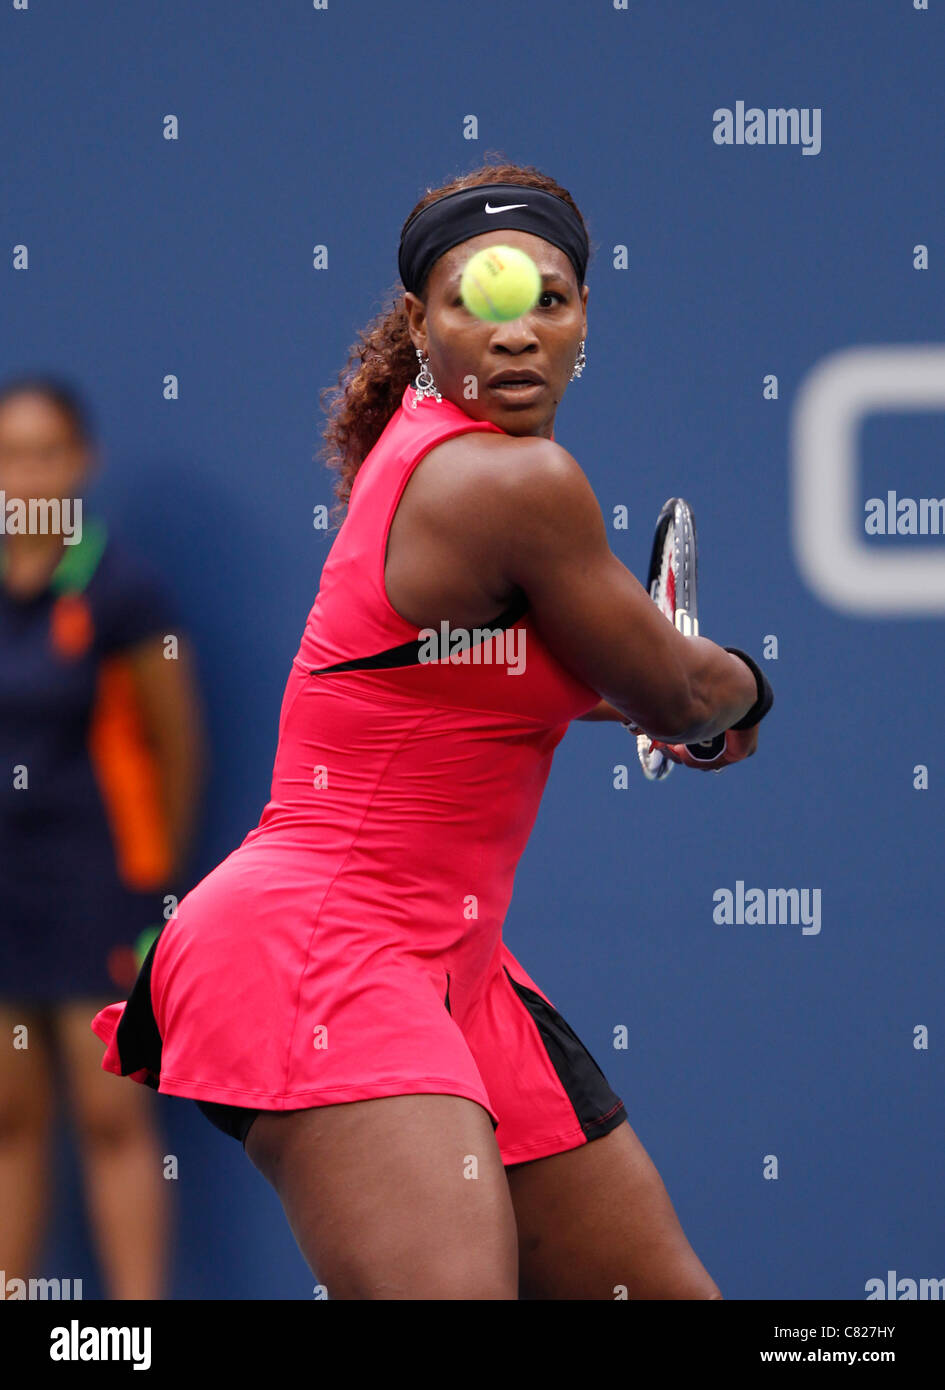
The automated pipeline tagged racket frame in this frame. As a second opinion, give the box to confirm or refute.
[636,497,720,781]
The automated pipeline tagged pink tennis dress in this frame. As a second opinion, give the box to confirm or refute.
[91,383,627,1165]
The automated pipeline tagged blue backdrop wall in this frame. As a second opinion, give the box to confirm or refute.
[3,0,942,1300]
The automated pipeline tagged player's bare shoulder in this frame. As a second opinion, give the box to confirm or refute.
[413,429,589,542]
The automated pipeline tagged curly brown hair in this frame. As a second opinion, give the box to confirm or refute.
[317,154,592,525]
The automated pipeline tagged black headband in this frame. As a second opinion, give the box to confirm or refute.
[398,182,589,298]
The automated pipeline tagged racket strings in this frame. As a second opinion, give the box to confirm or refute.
[638,500,700,782]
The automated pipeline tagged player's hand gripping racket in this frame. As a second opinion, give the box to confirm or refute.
[635,497,727,781]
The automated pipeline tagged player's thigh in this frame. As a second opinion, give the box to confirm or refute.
[506,1118,721,1300]
[53,999,155,1139]
[0,1004,55,1137]
[245,1092,519,1300]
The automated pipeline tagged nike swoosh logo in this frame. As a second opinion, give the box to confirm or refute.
[484,202,528,213]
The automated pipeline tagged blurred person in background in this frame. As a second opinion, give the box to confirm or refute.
[0,376,206,1298]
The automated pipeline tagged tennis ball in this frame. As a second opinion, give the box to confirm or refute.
[460,245,542,322]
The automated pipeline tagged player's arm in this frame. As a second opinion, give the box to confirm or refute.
[575,697,627,722]
[125,634,207,878]
[478,440,757,743]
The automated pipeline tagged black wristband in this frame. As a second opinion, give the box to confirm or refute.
[724,648,774,730]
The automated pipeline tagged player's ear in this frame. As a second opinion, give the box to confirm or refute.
[403,290,427,343]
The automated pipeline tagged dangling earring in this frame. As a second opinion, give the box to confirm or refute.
[570,339,587,381]
[411,347,442,407]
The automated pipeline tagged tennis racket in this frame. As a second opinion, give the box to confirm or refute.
[636,497,727,781]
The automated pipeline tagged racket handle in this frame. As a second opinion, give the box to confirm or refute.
[684,734,726,761]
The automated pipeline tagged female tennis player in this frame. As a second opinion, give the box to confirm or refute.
[92,160,773,1300]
